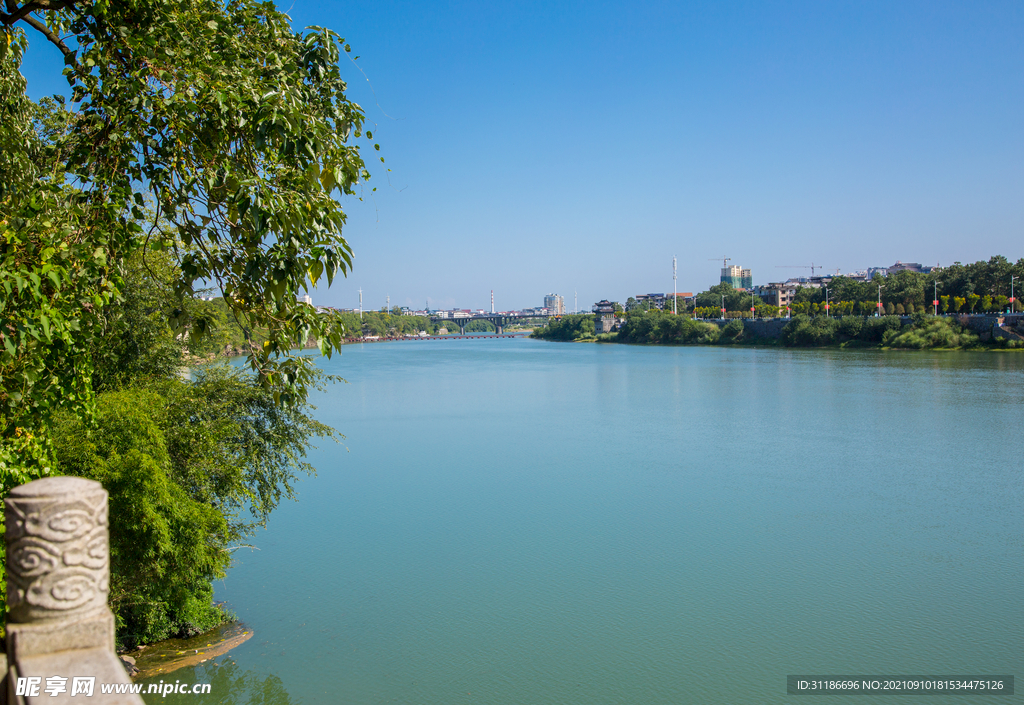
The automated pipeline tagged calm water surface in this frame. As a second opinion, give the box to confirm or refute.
[145,339,1024,704]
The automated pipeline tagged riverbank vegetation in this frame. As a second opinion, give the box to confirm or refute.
[530,314,596,341]
[1,0,369,646]
[536,310,1021,350]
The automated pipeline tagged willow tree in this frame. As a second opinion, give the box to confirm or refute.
[1,0,375,482]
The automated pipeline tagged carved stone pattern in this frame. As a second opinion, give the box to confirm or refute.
[5,489,110,622]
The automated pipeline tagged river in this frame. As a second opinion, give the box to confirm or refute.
[142,338,1024,703]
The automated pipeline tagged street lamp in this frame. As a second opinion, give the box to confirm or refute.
[825,287,830,317]
[933,280,938,316]
[721,294,726,320]
[877,284,883,317]
[1011,275,1018,314]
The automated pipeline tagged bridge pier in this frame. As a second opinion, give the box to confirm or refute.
[456,319,467,335]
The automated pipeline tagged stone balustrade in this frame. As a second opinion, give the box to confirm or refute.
[4,477,143,704]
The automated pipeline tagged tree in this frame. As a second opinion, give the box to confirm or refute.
[2,0,375,477]
[1,0,372,641]
[51,391,230,646]
[531,314,595,341]
[967,293,981,313]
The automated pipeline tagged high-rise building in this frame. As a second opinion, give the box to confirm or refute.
[544,294,565,315]
[721,265,752,289]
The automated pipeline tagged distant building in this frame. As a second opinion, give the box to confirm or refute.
[753,282,799,309]
[592,300,617,333]
[636,293,667,309]
[544,294,565,315]
[721,265,752,289]
[887,261,937,276]
[300,293,313,305]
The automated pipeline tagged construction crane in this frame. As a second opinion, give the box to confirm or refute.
[709,256,732,268]
[776,263,825,276]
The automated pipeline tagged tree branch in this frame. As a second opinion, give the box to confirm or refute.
[1,0,75,26]
[20,13,76,65]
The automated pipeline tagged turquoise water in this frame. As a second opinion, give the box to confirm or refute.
[144,340,1024,704]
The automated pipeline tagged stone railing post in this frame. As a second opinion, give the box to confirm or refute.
[4,476,142,703]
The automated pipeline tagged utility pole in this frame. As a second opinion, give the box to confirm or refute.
[358,288,363,320]
[933,280,938,316]
[491,290,494,314]
[673,255,677,315]
[877,285,883,317]
[574,290,577,314]
[721,294,725,320]
[825,287,830,317]
[386,294,390,312]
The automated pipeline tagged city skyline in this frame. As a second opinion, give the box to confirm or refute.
[21,1,1024,311]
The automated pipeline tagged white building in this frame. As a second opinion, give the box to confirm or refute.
[543,294,565,315]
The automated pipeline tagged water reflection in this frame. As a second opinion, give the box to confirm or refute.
[138,658,293,704]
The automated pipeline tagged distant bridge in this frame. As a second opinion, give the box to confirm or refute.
[430,313,550,335]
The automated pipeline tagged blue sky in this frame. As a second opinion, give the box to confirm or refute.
[22,1,1024,311]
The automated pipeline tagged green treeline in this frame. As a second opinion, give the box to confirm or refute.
[335,312,499,338]
[538,309,1022,349]
[777,314,994,348]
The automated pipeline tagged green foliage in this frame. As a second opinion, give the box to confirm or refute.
[695,282,748,312]
[51,392,230,647]
[780,315,839,346]
[2,0,375,481]
[860,316,903,342]
[838,316,863,338]
[721,319,744,340]
[2,0,364,647]
[90,249,187,391]
[47,364,336,645]
[616,310,721,345]
[885,317,978,349]
[531,314,596,341]
[156,365,337,541]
